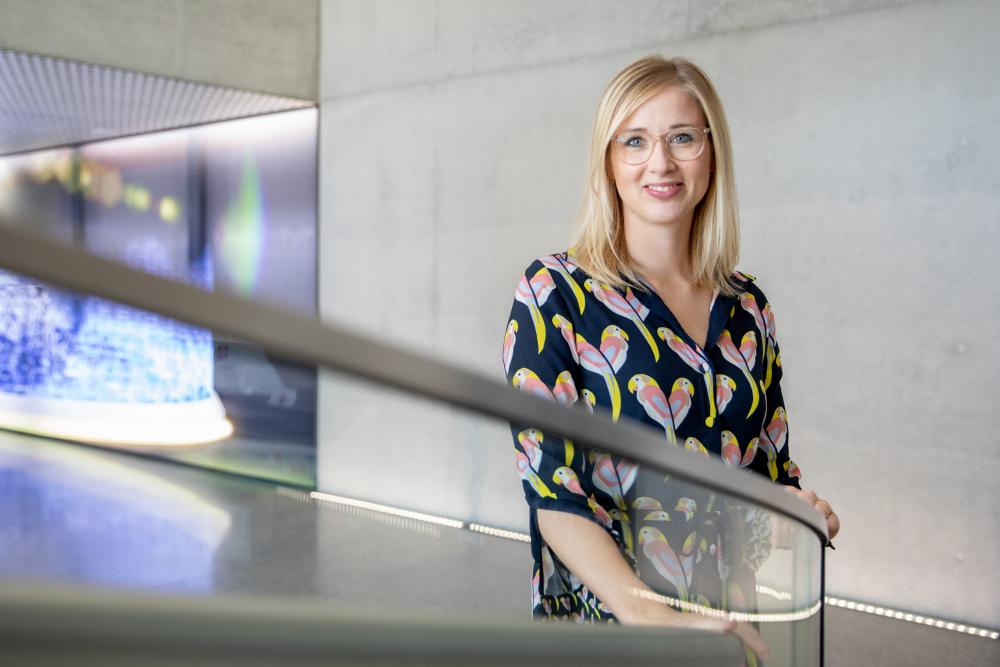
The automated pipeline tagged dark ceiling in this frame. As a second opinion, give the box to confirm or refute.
[0,48,314,156]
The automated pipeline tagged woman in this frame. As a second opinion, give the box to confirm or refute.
[502,55,839,655]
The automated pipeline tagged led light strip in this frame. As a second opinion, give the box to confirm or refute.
[632,588,822,624]
[467,523,531,542]
[755,585,792,602]
[281,487,1000,639]
[309,491,464,529]
[824,596,998,640]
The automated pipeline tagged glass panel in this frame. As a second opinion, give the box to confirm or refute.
[0,278,823,665]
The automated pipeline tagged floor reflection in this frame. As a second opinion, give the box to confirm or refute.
[0,433,230,591]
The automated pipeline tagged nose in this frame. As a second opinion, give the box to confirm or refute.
[646,137,675,173]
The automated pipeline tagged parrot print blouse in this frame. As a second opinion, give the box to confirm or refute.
[503,252,803,624]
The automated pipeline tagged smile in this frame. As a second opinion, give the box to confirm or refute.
[643,183,682,198]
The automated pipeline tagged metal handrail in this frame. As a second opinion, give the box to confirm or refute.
[0,581,744,665]
[0,220,828,541]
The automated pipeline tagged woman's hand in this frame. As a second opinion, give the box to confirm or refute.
[622,592,772,661]
[783,486,840,543]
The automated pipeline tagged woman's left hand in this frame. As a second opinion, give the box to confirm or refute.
[784,486,840,544]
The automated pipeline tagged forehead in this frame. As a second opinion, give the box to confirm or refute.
[619,86,706,131]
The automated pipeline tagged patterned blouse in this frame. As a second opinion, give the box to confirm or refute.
[502,252,803,623]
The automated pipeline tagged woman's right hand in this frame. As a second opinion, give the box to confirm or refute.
[621,591,771,662]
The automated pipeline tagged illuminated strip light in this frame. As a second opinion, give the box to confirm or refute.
[825,596,999,640]
[468,523,531,542]
[755,585,792,602]
[633,588,822,624]
[309,491,464,529]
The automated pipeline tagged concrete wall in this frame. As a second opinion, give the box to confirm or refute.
[319,0,999,627]
[0,0,319,99]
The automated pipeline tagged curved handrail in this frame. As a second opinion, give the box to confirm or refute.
[0,581,744,665]
[0,221,828,542]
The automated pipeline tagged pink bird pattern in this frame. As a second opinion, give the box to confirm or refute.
[759,407,788,480]
[552,370,579,405]
[627,374,692,444]
[590,453,636,510]
[584,278,660,361]
[717,329,760,418]
[639,526,689,602]
[540,254,586,315]
[739,292,767,348]
[576,333,621,421]
[720,430,758,468]
[762,406,788,452]
[502,319,518,374]
[658,326,716,427]
[599,325,629,372]
[515,448,557,499]
[684,437,709,457]
[674,497,697,521]
[551,314,580,364]
[504,258,804,622]
[511,367,555,401]
[715,374,737,415]
[553,466,612,528]
[514,268,556,353]
[517,428,544,470]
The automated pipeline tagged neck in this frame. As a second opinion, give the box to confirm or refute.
[623,213,696,287]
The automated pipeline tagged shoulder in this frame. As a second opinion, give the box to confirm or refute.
[731,270,775,309]
[518,251,585,278]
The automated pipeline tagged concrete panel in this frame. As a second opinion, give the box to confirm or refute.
[319,0,1000,627]
[320,0,933,99]
[321,0,688,98]
[690,0,926,36]
[318,89,439,345]
[0,0,318,99]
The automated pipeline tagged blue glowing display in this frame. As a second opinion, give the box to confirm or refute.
[0,270,213,404]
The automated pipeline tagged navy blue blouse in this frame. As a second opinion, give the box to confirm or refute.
[503,252,802,623]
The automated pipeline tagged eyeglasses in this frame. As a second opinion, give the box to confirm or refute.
[610,126,711,165]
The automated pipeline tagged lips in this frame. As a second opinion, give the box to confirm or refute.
[642,182,682,198]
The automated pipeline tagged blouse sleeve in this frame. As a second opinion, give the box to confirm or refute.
[758,294,803,489]
[502,261,604,528]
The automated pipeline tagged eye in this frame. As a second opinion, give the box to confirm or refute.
[620,134,648,148]
[669,131,695,145]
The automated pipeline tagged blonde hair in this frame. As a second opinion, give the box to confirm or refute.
[569,55,741,296]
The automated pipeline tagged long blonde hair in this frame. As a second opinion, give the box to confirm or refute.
[569,55,741,296]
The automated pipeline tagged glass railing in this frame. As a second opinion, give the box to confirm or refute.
[0,220,826,665]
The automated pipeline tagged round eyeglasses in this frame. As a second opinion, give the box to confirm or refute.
[610,126,711,165]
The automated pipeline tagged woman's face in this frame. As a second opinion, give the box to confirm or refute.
[609,86,713,233]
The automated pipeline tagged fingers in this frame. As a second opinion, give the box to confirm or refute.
[784,486,839,542]
[730,620,772,662]
[827,510,841,540]
[679,615,771,663]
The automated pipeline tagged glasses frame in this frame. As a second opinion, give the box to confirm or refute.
[610,126,712,165]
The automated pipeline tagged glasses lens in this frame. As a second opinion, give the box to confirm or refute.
[614,132,653,165]
[668,128,706,161]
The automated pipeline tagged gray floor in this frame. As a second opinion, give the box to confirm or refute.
[0,433,995,666]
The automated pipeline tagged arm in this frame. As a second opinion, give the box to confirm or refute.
[758,290,840,543]
[538,509,772,659]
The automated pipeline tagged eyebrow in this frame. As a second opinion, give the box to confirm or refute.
[620,124,697,132]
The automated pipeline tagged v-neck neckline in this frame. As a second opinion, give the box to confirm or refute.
[634,278,731,355]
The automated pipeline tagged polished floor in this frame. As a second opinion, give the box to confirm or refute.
[0,432,995,666]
